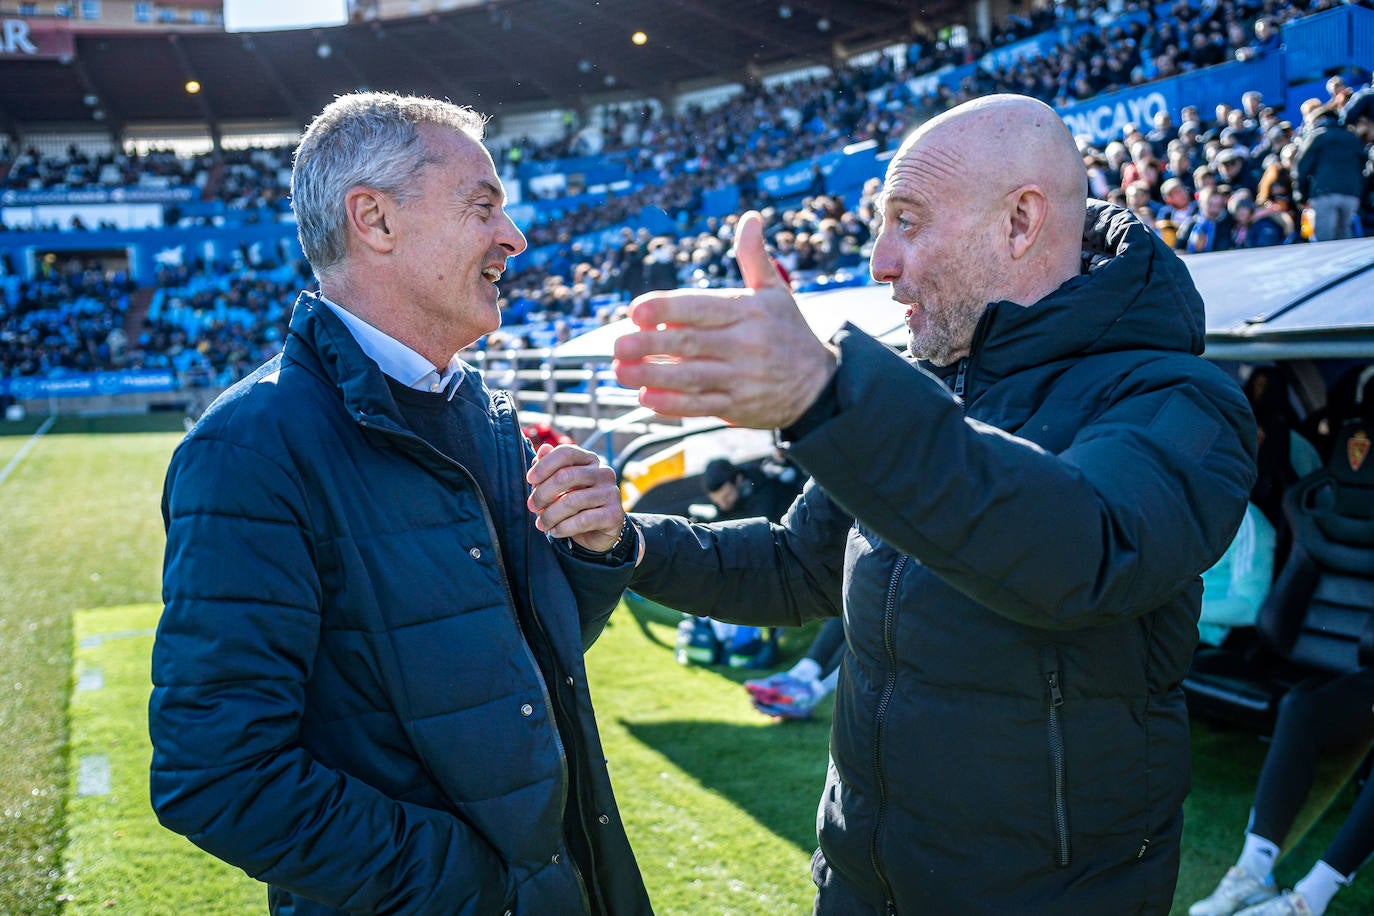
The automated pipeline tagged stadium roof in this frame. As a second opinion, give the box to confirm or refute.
[1,0,951,137]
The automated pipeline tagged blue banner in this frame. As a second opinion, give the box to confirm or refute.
[0,186,197,206]
[4,370,177,400]
[701,184,740,218]
[1284,6,1359,83]
[759,160,821,199]
[0,223,302,284]
[1173,56,1286,120]
[1059,83,1178,146]
[824,146,882,195]
[1287,77,1332,122]
[1354,7,1374,69]
[517,154,632,184]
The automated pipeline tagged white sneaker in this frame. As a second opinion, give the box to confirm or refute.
[1234,890,1312,916]
[1189,867,1280,916]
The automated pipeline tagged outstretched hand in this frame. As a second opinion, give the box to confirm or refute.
[527,443,625,553]
[612,211,837,429]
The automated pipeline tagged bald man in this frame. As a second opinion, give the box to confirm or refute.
[609,94,1257,912]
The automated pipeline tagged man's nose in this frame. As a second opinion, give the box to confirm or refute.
[870,229,899,284]
[498,212,528,256]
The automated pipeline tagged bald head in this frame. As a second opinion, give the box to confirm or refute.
[897,95,1086,221]
[885,96,1087,293]
[870,95,1090,364]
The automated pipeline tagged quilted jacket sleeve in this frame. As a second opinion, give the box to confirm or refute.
[551,536,638,649]
[786,326,1257,631]
[628,478,850,627]
[149,435,510,915]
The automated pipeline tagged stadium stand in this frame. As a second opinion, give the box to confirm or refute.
[0,0,1371,408]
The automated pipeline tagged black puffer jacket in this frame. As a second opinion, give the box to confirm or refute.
[631,203,1255,915]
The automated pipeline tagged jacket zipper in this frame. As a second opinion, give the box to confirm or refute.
[870,554,907,912]
[950,306,994,401]
[356,409,585,903]
[1040,645,1071,868]
[952,357,969,399]
[501,398,595,914]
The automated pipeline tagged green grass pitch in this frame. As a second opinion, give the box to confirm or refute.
[1,413,1371,914]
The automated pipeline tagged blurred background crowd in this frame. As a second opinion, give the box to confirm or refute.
[1,0,1371,388]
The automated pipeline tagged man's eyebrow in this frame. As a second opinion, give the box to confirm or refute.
[474,180,505,204]
[879,192,926,213]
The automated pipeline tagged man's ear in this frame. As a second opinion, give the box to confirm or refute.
[344,185,397,256]
[1007,184,1049,260]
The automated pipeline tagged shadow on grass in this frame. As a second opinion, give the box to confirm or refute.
[622,591,682,651]
[620,715,831,853]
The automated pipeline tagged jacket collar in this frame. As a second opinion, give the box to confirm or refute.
[283,290,492,430]
[920,200,1205,393]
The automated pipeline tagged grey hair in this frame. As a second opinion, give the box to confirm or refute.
[290,92,487,274]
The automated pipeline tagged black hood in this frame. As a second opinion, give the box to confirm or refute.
[959,200,1205,388]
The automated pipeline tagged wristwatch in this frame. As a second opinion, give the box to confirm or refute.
[566,517,638,565]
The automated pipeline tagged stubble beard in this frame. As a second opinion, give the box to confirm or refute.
[901,261,993,367]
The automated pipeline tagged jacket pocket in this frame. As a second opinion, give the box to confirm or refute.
[1040,644,1071,868]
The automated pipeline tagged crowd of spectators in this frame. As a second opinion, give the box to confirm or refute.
[1,145,209,196]
[0,141,295,233]
[139,265,304,387]
[0,245,308,384]
[0,255,138,377]
[1084,77,1373,252]
[1,0,1372,385]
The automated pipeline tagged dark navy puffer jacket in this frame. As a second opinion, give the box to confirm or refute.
[631,203,1256,915]
[151,294,651,916]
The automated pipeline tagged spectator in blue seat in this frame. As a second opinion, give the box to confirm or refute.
[1217,147,1261,195]
[1229,190,1294,248]
[1176,185,1237,252]
[1159,177,1199,224]
[1235,18,1281,63]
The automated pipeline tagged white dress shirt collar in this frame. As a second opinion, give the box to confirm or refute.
[319,295,466,399]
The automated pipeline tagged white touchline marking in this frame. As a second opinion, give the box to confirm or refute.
[77,755,111,797]
[76,668,104,692]
[0,415,57,486]
[79,628,157,649]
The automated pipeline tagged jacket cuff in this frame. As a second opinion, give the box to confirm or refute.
[562,517,638,567]
[779,371,841,443]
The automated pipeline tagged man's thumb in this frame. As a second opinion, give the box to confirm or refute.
[735,211,787,292]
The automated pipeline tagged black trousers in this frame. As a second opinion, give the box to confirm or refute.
[806,617,847,678]
[1251,667,1374,876]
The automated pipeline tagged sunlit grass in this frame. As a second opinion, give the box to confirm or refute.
[3,413,1372,914]
[64,605,261,913]
[0,415,182,915]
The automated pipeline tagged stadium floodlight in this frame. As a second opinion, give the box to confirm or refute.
[223,0,347,33]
